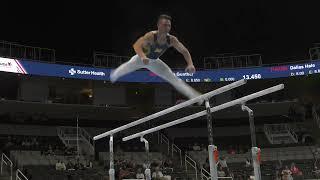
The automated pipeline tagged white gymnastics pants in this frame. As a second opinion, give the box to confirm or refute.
[110,55,201,100]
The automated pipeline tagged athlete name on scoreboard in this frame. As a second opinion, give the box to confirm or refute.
[175,72,194,77]
[290,63,315,70]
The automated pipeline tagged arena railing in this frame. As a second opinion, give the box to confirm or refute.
[160,133,170,155]
[157,132,183,168]
[201,168,233,180]
[185,154,198,180]
[15,169,28,180]
[1,153,13,180]
[172,143,183,167]
[0,40,55,62]
[203,54,262,69]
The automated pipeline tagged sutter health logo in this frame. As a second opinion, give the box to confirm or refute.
[68,68,105,76]
[69,68,76,75]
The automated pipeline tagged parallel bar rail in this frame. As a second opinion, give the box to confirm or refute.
[93,79,247,140]
[123,84,284,141]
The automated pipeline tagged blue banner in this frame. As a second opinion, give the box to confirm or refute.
[0,57,319,83]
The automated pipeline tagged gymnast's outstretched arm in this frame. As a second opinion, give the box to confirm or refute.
[170,36,196,73]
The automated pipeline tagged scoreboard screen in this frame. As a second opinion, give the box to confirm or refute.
[0,57,319,83]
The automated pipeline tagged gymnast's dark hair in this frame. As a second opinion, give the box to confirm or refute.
[158,14,172,23]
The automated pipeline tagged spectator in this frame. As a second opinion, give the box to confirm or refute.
[313,165,320,178]
[74,158,84,170]
[275,170,282,180]
[85,159,93,168]
[217,156,228,168]
[163,158,173,169]
[119,166,131,179]
[152,166,164,179]
[143,162,149,169]
[136,168,145,179]
[281,165,293,180]
[55,160,61,170]
[217,156,229,176]
[66,160,75,170]
[290,162,303,177]
[55,160,66,171]
[61,160,66,171]
[217,166,226,177]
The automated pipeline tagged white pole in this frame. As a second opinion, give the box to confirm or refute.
[93,79,247,141]
[140,137,151,180]
[242,105,261,180]
[252,147,262,180]
[208,145,218,180]
[123,84,284,141]
[109,135,115,180]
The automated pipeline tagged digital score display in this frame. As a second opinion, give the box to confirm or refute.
[210,62,320,82]
[0,57,319,83]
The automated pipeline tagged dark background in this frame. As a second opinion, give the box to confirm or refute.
[1,1,320,64]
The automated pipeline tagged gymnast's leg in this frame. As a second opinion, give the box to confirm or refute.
[110,54,144,83]
[147,58,202,101]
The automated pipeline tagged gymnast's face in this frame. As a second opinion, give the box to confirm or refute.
[157,18,171,34]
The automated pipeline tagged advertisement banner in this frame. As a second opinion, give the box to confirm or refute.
[0,57,319,83]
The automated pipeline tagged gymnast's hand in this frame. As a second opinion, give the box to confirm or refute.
[142,57,150,65]
[185,64,196,73]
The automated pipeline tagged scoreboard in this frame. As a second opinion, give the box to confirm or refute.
[0,57,319,83]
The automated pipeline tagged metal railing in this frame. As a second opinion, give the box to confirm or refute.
[160,133,170,155]
[309,47,320,60]
[287,125,299,143]
[263,125,274,143]
[185,154,198,180]
[93,51,130,68]
[79,127,95,152]
[201,167,210,180]
[218,177,234,179]
[1,153,13,180]
[15,169,28,180]
[157,132,198,177]
[57,126,95,155]
[0,40,55,62]
[201,167,233,180]
[172,143,183,167]
[264,123,299,144]
[56,127,68,146]
[204,54,262,69]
